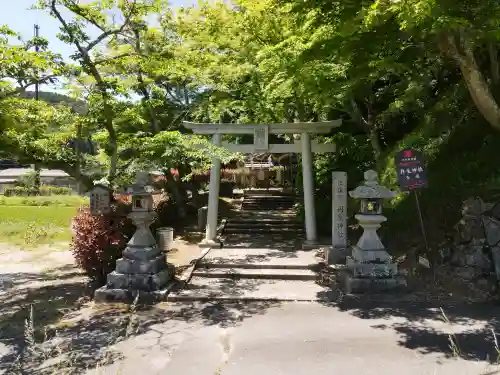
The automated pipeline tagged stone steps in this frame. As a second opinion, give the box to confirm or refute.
[191,267,318,281]
[197,248,318,269]
[244,190,297,197]
[220,236,304,244]
[226,217,304,227]
[240,208,293,212]
[224,191,303,237]
[166,277,334,302]
[242,201,294,209]
[223,228,303,234]
[230,217,298,223]
[242,197,295,201]
[242,197,296,202]
[243,194,299,201]
[198,262,316,270]
[236,210,297,215]
[224,226,303,231]
[166,246,332,303]
[242,200,295,205]
[241,205,294,210]
[226,219,301,224]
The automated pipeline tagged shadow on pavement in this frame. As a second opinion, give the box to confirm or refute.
[326,296,500,363]
[1,295,279,374]
[0,264,89,374]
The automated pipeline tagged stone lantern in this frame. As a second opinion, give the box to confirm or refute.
[89,184,112,216]
[341,170,406,293]
[94,171,174,302]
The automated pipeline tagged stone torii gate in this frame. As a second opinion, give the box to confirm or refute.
[183,120,342,247]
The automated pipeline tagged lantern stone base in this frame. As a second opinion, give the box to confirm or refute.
[350,246,392,264]
[325,246,349,264]
[94,263,175,303]
[340,271,407,294]
[94,286,175,304]
[106,264,175,290]
[341,246,406,293]
[94,242,176,303]
[115,254,167,274]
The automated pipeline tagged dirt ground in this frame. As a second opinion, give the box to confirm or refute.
[0,236,203,348]
[0,196,243,374]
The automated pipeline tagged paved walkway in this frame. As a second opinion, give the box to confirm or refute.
[0,242,499,374]
[85,301,500,375]
[1,214,499,374]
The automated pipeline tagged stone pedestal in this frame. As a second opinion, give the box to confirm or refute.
[341,214,406,293]
[94,210,175,303]
[326,246,349,265]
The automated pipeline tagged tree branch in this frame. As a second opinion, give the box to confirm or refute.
[63,0,138,52]
[439,31,500,131]
[350,99,368,127]
[94,52,134,65]
[50,0,119,183]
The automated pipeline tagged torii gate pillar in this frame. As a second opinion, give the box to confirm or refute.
[202,133,222,247]
[301,132,317,243]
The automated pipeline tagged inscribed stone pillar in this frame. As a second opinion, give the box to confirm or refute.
[329,171,347,264]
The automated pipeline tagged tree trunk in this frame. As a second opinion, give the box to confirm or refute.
[33,163,41,194]
[369,127,383,160]
[163,168,187,219]
[349,99,382,161]
[439,32,500,131]
[102,99,118,184]
[488,42,500,85]
[134,28,161,134]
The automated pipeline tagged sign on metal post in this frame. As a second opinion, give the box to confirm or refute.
[395,148,431,268]
[395,149,428,191]
[330,171,348,264]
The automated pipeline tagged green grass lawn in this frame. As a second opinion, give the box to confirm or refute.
[0,196,89,247]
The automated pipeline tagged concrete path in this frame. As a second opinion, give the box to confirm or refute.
[1,242,498,374]
[167,242,333,302]
[86,301,500,375]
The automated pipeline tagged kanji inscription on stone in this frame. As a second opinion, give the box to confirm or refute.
[332,171,348,248]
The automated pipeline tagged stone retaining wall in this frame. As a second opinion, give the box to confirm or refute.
[441,197,500,293]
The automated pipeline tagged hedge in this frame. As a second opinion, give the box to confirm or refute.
[4,186,73,197]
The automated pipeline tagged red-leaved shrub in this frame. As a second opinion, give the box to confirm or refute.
[70,197,135,286]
